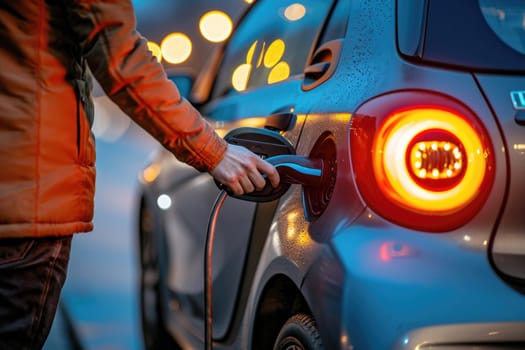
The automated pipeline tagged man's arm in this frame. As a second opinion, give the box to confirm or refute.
[63,0,278,193]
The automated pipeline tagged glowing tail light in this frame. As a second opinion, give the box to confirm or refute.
[408,139,464,182]
[350,92,494,232]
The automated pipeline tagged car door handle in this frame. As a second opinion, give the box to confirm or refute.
[302,39,343,91]
[303,62,330,78]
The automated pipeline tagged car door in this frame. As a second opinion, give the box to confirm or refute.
[165,0,339,341]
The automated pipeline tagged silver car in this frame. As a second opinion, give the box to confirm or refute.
[137,0,525,349]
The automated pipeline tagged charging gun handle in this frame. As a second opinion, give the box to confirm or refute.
[267,155,325,187]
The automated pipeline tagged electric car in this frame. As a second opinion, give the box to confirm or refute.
[137,0,525,349]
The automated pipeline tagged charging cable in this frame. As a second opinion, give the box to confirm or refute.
[203,155,325,349]
[204,189,228,350]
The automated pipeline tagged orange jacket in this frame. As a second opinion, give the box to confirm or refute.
[0,0,227,238]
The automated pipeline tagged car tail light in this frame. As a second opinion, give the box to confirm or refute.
[350,92,495,232]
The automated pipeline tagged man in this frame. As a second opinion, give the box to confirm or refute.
[0,1,279,348]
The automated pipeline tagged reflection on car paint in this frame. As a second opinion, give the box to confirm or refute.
[379,241,416,262]
[511,91,525,109]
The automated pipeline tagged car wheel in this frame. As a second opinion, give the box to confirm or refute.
[139,200,181,350]
[273,313,323,350]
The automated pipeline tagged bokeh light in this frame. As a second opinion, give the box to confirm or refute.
[231,41,258,92]
[284,3,306,21]
[161,32,192,64]
[246,41,258,64]
[199,10,233,43]
[157,194,172,210]
[264,39,285,68]
[267,61,290,84]
[147,41,162,62]
[141,163,161,184]
[232,64,252,91]
[231,38,291,91]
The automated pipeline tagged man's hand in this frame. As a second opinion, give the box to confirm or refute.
[209,144,280,195]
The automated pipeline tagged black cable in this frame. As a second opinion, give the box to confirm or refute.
[204,189,228,350]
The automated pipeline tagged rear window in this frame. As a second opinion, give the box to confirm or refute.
[397,0,525,73]
[480,0,525,56]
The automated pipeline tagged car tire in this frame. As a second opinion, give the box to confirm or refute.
[139,200,181,350]
[273,313,324,350]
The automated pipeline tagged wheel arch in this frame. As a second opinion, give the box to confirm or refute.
[251,273,314,350]
[137,188,182,349]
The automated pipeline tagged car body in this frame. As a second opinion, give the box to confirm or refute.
[137,0,525,349]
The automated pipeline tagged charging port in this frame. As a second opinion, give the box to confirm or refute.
[304,132,337,220]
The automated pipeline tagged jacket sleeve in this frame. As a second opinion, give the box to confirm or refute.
[62,0,227,172]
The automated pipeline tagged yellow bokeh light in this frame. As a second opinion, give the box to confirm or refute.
[161,33,192,64]
[246,41,258,64]
[245,0,255,3]
[284,3,306,21]
[256,41,265,68]
[147,41,162,63]
[264,39,285,68]
[199,10,233,43]
[268,61,290,84]
[232,63,252,91]
[141,163,161,183]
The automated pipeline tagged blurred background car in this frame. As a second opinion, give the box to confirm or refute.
[137,0,525,349]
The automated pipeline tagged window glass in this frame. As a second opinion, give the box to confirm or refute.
[213,0,334,98]
[318,0,350,43]
[402,0,525,72]
[480,0,525,55]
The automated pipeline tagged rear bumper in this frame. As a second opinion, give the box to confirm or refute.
[392,322,525,349]
[328,210,525,350]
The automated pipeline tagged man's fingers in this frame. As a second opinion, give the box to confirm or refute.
[227,182,243,196]
[239,176,255,194]
[209,144,280,195]
[257,159,280,188]
[247,168,267,190]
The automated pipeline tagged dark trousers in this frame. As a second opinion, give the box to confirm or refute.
[0,236,72,350]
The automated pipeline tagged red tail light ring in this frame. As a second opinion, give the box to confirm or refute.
[350,92,495,232]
